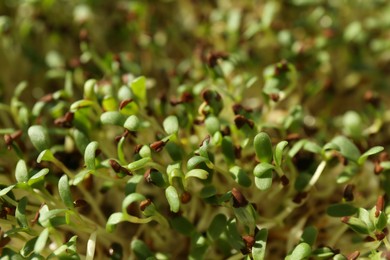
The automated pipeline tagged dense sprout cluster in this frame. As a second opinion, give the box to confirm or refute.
[1,0,390,259]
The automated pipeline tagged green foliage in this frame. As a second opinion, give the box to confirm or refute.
[0,0,390,259]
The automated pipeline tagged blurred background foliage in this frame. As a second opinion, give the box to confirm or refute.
[1,0,389,109]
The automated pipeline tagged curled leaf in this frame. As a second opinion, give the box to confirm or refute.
[84,141,99,170]
[185,169,209,180]
[275,140,288,167]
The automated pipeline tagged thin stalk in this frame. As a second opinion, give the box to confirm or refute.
[305,160,327,191]
[383,236,390,250]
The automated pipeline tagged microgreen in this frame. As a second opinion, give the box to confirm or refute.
[1,1,390,259]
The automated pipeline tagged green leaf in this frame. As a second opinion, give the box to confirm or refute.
[381,161,390,170]
[163,115,179,135]
[333,254,348,260]
[32,101,46,117]
[171,216,195,236]
[233,205,257,231]
[100,111,126,126]
[343,217,370,234]
[311,247,336,259]
[336,165,358,184]
[34,228,49,254]
[64,71,73,97]
[303,141,322,154]
[165,142,183,161]
[205,116,220,135]
[15,159,29,183]
[375,212,387,231]
[358,146,384,165]
[84,141,99,170]
[254,162,274,191]
[38,205,50,227]
[290,242,311,260]
[58,175,74,209]
[83,79,97,99]
[14,81,28,98]
[37,149,55,163]
[123,115,141,131]
[102,95,117,111]
[131,76,147,102]
[300,226,317,247]
[16,196,28,228]
[125,175,143,195]
[28,168,49,185]
[139,145,152,158]
[187,156,210,170]
[121,193,146,213]
[252,228,268,260]
[225,219,245,250]
[189,233,208,260]
[255,176,272,191]
[229,166,251,187]
[358,208,375,233]
[70,99,94,112]
[106,212,125,232]
[200,185,217,199]
[326,203,357,217]
[330,136,361,162]
[72,129,89,154]
[0,185,15,196]
[86,231,97,260]
[131,239,154,260]
[275,140,288,167]
[127,157,151,171]
[254,132,273,163]
[207,214,227,241]
[165,185,180,213]
[21,237,38,257]
[253,162,274,178]
[28,125,51,152]
[288,139,307,158]
[185,169,209,180]
[39,209,67,226]
[222,136,236,163]
[343,111,362,138]
[71,169,91,186]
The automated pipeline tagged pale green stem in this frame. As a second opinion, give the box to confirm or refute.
[305,160,327,191]
[51,155,106,226]
[77,186,107,226]
[146,162,166,174]
[383,236,390,250]
[328,225,348,247]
